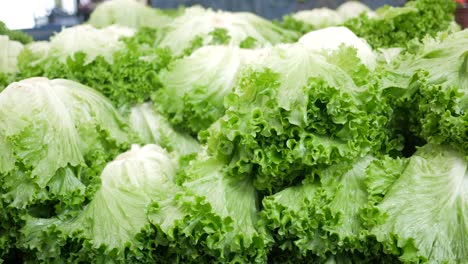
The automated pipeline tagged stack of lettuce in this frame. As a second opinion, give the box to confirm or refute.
[0,0,466,263]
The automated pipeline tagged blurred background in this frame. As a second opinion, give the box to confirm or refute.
[0,0,405,40]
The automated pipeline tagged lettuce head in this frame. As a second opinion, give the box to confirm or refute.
[88,0,174,29]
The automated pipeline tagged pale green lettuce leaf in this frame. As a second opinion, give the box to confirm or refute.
[0,35,23,73]
[337,1,374,20]
[179,153,270,263]
[0,77,129,216]
[251,43,357,126]
[290,1,372,30]
[291,8,342,29]
[394,30,468,87]
[203,43,396,191]
[71,144,178,251]
[262,157,376,257]
[319,157,376,250]
[0,77,130,262]
[371,144,468,263]
[20,41,51,67]
[48,24,135,64]
[20,144,180,261]
[88,0,173,29]
[0,77,127,182]
[299,27,376,70]
[129,103,200,156]
[261,155,407,261]
[17,28,173,109]
[0,21,32,44]
[148,150,271,262]
[158,6,295,55]
[154,45,258,134]
[388,30,468,153]
[376,47,402,65]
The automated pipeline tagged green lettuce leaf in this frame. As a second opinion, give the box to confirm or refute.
[276,16,315,38]
[21,41,50,66]
[337,2,373,20]
[147,151,271,263]
[291,8,343,29]
[47,25,135,65]
[261,154,407,262]
[0,197,24,260]
[0,71,15,92]
[88,0,174,29]
[0,77,130,262]
[204,44,397,191]
[369,144,468,263]
[157,6,297,55]
[0,35,23,74]
[298,27,377,70]
[0,21,32,44]
[18,27,173,109]
[0,77,129,212]
[129,102,200,156]
[153,45,257,134]
[318,157,376,252]
[279,1,372,38]
[388,30,468,153]
[20,144,180,262]
[261,157,373,257]
[261,182,328,260]
[345,0,455,49]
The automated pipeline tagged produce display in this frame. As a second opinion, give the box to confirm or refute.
[0,0,466,263]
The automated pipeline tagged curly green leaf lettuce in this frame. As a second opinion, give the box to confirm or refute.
[204,44,397,191]
[148,151,271,263]
[20,144,180,262]
[18,26,173,109]
[345,0,455,49]
[0,77,129,211]
[153,45,258,134]
[387,30,468,153]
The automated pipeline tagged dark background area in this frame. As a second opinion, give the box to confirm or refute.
[23,0,406,40]
[151,0,406,19]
